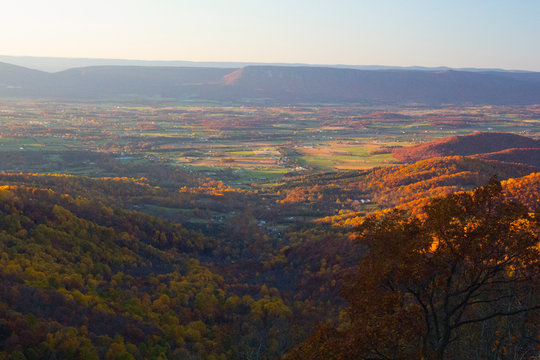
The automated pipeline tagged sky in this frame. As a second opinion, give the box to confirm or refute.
[2,0,540,71]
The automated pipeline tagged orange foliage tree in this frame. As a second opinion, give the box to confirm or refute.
[287,180,539,360]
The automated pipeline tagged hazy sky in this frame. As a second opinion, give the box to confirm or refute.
[2,0,540,70]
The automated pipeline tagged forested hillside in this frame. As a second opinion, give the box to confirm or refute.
[286,180,539,359]
[0,185,318,359]
[0,121,538,360]
[0,155,538,359]
[392,132,540,163]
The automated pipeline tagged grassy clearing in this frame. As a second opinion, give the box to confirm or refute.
[297,142,400,170]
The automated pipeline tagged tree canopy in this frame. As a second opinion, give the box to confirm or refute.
[287,179,540,360]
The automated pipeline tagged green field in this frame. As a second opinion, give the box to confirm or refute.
[0,101,538,184]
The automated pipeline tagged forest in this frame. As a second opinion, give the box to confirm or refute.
[0,101,538,359]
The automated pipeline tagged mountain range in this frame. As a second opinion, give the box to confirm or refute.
[3,55,530,73]
[2,60,540,104]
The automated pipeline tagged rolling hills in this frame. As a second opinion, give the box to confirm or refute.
[0,146,539,358]
[472,147,540,167]
[392,132,540,163]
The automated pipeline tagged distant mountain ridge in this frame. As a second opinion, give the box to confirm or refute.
[2,55,532,73]
[218,66,540,104]
[2,61,540,104]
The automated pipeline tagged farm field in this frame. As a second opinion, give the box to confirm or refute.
[0,101,539,184]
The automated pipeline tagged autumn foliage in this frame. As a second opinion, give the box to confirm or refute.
[287,180,539,359]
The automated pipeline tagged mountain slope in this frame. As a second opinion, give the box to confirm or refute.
[0,183,300,359]
[471,148,540,167]
[275,155,539,223]
[219,66,540,104]
[392,132,540,163]
[48,66,233,99]
[1,63,540,104]
[0,61,50,97]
